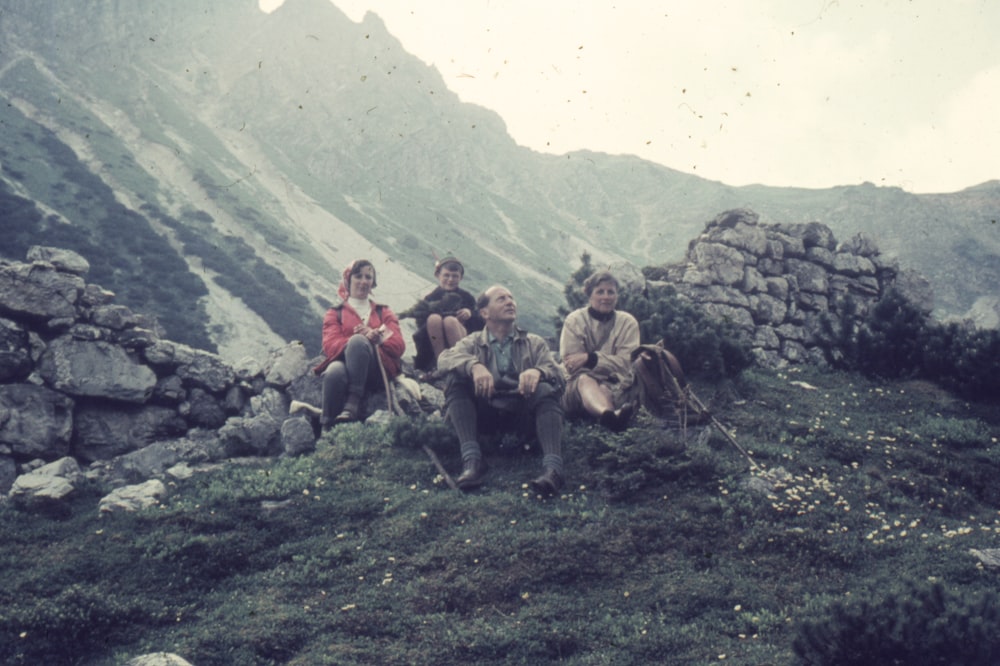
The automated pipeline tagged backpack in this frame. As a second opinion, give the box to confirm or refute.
[630,341,707,426]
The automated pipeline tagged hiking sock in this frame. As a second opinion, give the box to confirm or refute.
[460,440,483,463]
[541,453,564,476]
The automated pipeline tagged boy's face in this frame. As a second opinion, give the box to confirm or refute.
[437,267,463,291]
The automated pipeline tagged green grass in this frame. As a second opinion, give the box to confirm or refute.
[2,366,999,665]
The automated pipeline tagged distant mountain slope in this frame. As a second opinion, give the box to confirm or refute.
[1,0,996,361]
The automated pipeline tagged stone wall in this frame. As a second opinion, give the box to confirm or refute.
[0,246,327,498]
[650,209,933,368]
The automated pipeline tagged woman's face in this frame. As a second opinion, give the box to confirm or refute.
[349,265,375,299]
[588,280,618,314]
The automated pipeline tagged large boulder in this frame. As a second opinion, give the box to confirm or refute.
[144,341,234,393]
[9,456,82,503]
[0,384,75,459]
[25,246,90,275]
[99,479,167,513]
[73,404,187,462]
[0,261,84,321]
[38,337,157,403]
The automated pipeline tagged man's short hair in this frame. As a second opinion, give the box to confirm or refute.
[583,270,619,296]
[476,284,504,311]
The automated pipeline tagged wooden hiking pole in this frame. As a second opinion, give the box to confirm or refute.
[372,335,459,490]
[685,388,762,473]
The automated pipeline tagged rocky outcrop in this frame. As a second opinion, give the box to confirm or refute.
[0,246,334,504]
[649,209,931,368]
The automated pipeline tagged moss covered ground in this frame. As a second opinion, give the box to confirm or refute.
[2,365,999,665]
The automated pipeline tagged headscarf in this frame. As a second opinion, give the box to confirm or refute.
[337,261,354,301]
[337,259,378,301]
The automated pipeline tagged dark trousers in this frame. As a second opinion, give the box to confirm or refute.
[444,375,564,471]
[320,334,382,425]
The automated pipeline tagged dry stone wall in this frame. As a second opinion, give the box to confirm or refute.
[0,246,327,500]
[650,209,933,368]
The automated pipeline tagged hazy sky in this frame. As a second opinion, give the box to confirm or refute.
[260,0,999,194]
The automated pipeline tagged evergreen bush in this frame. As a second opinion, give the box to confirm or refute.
[838,288,1000,400]
[793,580,1000,665]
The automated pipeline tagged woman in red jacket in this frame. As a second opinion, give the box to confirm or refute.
[313,259,405,427]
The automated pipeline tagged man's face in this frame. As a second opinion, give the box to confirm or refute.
[437,267,463,291]
[482,286,517,324]
[588,280,618,314]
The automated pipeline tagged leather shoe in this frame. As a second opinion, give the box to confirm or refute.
[456,458,487,490]
[529,468,564,497]
[613,402,635,432]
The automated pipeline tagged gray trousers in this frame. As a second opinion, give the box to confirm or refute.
[321,334,381,425]
[444,375,565,473]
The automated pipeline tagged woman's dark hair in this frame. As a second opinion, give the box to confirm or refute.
[350,259,377,290]
[583,270,619,296]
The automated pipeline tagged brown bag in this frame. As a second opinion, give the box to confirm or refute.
[630,341,706,425]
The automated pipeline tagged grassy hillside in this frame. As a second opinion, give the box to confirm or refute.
[2,366,999,665]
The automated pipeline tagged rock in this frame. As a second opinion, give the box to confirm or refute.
[606,261,647,298]
[99,479,167,513]
[145,340,234,392]
[38,337,157,403]
[0,261,84,321]
[124,653,194,666]
[181,388,227,429]
[98,431,222,485]
[9,457,82,502]
[0,384,75,459]
[0,317,33,382]
[264,341,310,387]
[25,246,91,275]
[281,415,316,456]
[73,404,187,462]
[891,268,935,314]
[686,243,745,286]
[90,303,138,330]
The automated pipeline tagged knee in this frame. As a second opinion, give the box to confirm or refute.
[532,381,563,411]
[345,333,373,355]
[426,313,443,327]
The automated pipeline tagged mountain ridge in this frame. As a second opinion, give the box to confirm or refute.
[1,0,996,361]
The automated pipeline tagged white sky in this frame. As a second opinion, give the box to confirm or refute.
[260,0,1000,194]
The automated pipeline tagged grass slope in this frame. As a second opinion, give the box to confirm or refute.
[2,366,999,665]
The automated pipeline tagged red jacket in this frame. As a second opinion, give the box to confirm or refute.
[313,301,406,378]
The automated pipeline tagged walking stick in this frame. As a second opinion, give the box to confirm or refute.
[372,334,459,490]
[685,387,762,473]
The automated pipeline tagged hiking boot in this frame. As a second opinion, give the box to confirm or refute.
[456,458,487,490]
[613,402,635,432]
[334,395,362,423]
[598,410,617,431]
[529,468,564,498]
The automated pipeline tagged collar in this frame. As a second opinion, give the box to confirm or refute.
[587,306,616,322]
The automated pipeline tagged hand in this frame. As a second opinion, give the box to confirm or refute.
[456,308,472,323]
[471,363,495,398]
[563,352,589,374]
[518,368,541,396]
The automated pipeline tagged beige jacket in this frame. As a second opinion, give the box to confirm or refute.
[559,308,640,388]
[438,326,562,385]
